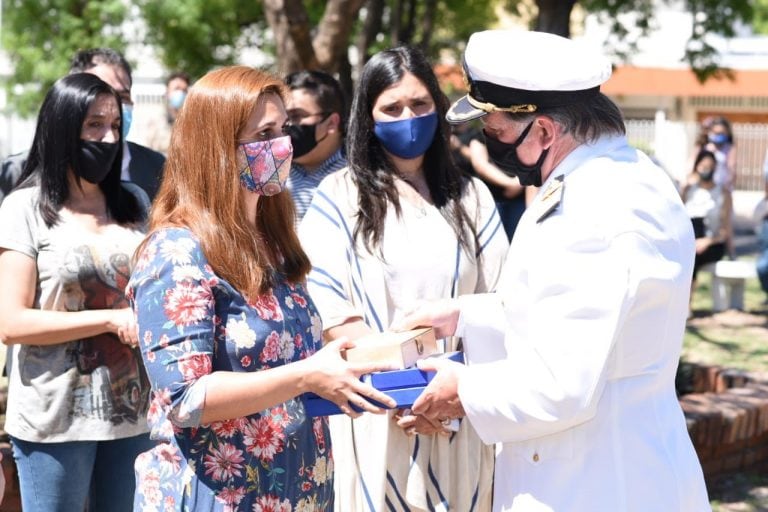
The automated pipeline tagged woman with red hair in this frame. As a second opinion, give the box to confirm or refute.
[128,65,395,511]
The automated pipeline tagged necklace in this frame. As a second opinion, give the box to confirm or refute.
[395,175,430,218]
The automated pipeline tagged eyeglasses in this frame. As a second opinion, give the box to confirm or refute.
[285,111,330,126]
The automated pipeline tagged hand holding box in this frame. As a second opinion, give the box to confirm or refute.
[303,351,465,417]
[342,327,439,369]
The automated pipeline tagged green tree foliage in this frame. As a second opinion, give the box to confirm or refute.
[751,0,768,34]
[507,0,754,82]
[1,0,498,116]
[585,0,752,81]
[399,0,499,56]
[2,0,128,116]
[139,0,498,100]
[135,0,267,80]
[136,0,331,78]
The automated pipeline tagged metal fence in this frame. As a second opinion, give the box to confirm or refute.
[2,112,767,191]
[626,119,768,192]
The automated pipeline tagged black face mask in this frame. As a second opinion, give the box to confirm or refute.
[285,116,330,159]
[75,140,119,184]
[484,121,548,187]
[697,169,715,182]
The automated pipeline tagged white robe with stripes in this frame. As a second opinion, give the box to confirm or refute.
[299,168,509,512]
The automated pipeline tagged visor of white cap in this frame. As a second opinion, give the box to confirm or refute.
[447,30,612,124]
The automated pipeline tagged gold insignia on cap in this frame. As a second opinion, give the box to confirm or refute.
[466,95,537,114]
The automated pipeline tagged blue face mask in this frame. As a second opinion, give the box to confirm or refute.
[122,103,133,139]
[168,90,187,110]
[708,133,728,146]
[374,112,438,159]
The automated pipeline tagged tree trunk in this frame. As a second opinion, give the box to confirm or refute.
[534,0,577,38]
[263,0,318,75]
[313,0,364,108]
[313,0,365,71]
[399,0,417,44]
[391,0,403,46]
[356,0,385,75]
[418,0,438,52]
[337,54,354,111]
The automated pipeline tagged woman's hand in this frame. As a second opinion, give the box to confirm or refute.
[394,408,450,436]
[302,337,397,418]
[106,308,138,348]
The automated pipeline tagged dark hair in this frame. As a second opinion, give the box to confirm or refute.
[346,46,475,254]
[708,116,734,144]
[166,71,191,86]
[507,93,625,144]
[285,70,347,134]
[17,73,144,227]
[693,149,717,170]
[70,48,133,85]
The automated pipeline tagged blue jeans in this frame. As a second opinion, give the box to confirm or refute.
[11,433,155,512]
[758,217,768,295]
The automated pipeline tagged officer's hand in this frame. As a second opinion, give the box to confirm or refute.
[412,357,466,422]
[390,299,460,339]
[394,408,450,436]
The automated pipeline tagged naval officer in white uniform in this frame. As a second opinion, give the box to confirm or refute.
[398,30,711,512]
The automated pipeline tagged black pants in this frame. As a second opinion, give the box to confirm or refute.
[691,217,726,279]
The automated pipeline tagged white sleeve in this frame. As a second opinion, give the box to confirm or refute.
[298,177,366,329]
[457,230,654,444]
[456,293,508,365]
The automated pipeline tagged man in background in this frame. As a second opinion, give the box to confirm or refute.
[146,71,191,155]
[284,70,347,222]
[0,48,165,202]
[757,149,768,301]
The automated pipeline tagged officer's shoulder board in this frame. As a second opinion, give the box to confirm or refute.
[536,174,565,223]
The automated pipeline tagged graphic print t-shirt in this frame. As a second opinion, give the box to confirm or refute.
[0,186,151,442]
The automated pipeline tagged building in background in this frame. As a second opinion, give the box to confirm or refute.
[581,4,768,195]
[434,1,768,232]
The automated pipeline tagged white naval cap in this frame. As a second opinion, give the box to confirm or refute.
[447,30,613,124]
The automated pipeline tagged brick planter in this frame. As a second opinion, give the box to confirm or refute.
[0,362,764,508]
[678,363,768,483]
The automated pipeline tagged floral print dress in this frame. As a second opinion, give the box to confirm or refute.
[127,227,333,512]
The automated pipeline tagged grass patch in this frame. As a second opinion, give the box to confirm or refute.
[683,257,768,510]
[683,258,768,374]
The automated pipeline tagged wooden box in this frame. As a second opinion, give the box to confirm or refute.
[343,327,439,369]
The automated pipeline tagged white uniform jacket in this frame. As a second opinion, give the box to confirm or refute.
[456,135,711,511]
